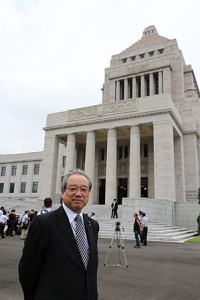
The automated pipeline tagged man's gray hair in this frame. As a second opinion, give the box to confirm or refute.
[61,168,92,192]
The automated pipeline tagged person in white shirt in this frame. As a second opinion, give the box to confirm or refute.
[90,212,96,220]
[0,210,8,239]
[140,211,148,246]
[20,211,29,240]
[37,197,52,215]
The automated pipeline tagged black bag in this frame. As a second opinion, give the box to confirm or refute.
[22,223,28,230]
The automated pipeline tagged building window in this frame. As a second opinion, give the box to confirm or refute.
[118,147,123,159]
[120,80,124,100]
[149,51,154,56]
[0,183,4,193]
[11,166,17,176]
[131,56,136,61]
[1,166,6,176]
[158,48,164,54]
[100,148,105,161]
[145,75,150,96]
[122,58,127,63]
[20,182,26,193]
[136,77,141,97]
[32,182,38,193]
[124,146,129,158]
[154,72,159,94]
[118,146,129,159]
[141,144,148,158]
[128,79,132,98]
[34,164,40,174]
[22,165,28,175]
[62,156,66,168]
[143,144,148,157]
[9,183,15,193]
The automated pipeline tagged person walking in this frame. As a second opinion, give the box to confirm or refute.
[19,168,99,300]
[133,213,141,248]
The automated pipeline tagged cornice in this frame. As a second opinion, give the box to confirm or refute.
[108,64,171,80]
[43,107,182,133]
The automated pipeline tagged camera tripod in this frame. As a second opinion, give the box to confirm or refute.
[103,223,129,268]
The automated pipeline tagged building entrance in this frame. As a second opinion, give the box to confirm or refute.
[117,178,127,204]
[141,177,148,198]
[99,179,105,204]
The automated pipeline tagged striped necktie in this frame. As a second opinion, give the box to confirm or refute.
[74,215,88,269]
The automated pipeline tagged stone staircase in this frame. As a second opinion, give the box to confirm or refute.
[96,217,196,243]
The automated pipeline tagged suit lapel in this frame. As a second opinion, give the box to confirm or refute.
[55,207,95,270]
[54,206,81,260]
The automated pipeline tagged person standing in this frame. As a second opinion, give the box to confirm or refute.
[19,168,99,300]
[140,211,149,246]
[6,209,16,236]
[0,210,8,239]
[20,210,29,240]
[37,197,52,215]
[113,199,118,218]
[111,198,118,218]
[111,199,115,218]
[133,213,141,248]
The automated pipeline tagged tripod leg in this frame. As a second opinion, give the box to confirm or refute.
[118,231,129,268]
[103,230,117,266]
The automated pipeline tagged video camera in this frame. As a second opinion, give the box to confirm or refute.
[115,221,121,231]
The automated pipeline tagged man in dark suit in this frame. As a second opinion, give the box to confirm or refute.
[18,168,99,300]
[113,199,118,218]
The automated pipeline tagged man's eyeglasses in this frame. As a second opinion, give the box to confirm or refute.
[66,186,90,194]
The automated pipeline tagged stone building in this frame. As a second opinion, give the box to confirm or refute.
[0,26,200,228]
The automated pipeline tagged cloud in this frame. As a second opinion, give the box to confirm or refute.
[0,0,200,154]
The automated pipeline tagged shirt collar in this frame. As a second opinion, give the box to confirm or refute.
[62,203,83,224]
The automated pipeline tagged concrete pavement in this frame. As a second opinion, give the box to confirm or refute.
[0,234,199,300]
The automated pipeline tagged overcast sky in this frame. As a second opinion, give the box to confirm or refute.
[1,0,200,154]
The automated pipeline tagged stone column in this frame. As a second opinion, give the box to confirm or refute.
[65,133,76,173]
[141,75,145,97]
[105,128,117,204]
[183,133,199,195]
[174,136,186,202]
[153,121,175,200]
[163,67,171,94]
[132,77,136,98]
[85,131,95,204]
[129,126,141,197]
[148,141,154,199]
[39,134,59,200]
[124,78,128,100]
[150,73,154,95]
[116,81,120,101]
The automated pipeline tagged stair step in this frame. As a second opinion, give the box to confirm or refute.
[95,217,196,242]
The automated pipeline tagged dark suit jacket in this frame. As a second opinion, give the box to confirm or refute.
[18,205,99,300]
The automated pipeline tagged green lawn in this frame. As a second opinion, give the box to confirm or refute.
[186,235,200,244]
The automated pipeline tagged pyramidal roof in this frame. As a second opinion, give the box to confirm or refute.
[121,25,171,55]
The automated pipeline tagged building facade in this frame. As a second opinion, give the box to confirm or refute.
[0,26,200,228]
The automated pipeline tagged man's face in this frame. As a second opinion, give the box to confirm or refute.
[62,174,90,214]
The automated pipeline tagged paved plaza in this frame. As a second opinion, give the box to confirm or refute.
[0,235,199,300]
